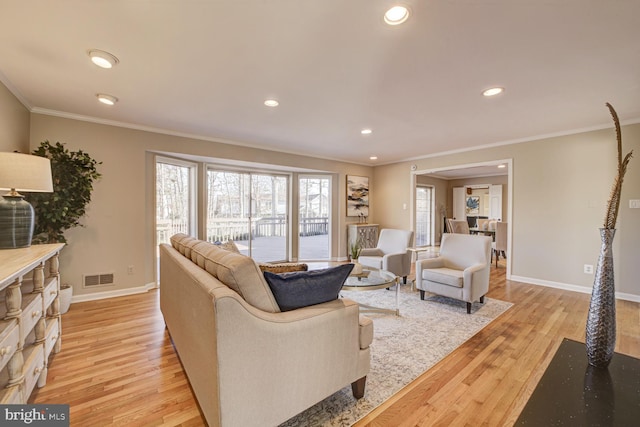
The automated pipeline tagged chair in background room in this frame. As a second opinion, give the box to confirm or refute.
[476,218,490,231]
[358,229,414,284]
[448,219,470,234]
[492,221,508,267]
[415,233,492,313]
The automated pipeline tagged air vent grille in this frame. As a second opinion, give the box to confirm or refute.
[83,272,115,288]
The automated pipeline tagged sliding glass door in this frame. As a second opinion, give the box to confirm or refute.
[207,169,289,262]
[298,175,330,260]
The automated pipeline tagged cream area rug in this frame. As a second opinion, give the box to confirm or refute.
[279,285,513,427]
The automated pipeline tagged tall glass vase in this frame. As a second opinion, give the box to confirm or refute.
[585,228,617,368]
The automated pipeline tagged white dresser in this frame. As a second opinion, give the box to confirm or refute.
[0,243,64,403]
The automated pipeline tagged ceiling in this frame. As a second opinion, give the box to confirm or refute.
[1,1,639,165]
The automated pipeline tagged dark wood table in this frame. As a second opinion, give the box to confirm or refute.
[516,338,640,426]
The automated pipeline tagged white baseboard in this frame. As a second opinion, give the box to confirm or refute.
[71,282,158,304]
[510,275,640,303]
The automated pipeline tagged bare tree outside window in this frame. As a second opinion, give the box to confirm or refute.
[156,161,193,245]
[206,170,288,262]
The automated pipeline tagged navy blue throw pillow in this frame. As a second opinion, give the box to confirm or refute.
[263,264,354,312]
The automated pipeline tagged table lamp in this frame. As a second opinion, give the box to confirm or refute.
[0,152,53,249]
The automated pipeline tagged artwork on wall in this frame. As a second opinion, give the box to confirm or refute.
[346,175,369,217]
[466,196,480,215]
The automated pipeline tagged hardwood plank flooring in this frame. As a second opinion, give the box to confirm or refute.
[31,262,640,426]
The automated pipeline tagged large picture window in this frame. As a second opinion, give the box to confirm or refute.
[207,169,289,262]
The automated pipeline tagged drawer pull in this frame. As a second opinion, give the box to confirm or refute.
[32,310,41,318]
[0,345,12,356]
[34,366,43,375]
[51,334,58,341]
[50,290,57,295]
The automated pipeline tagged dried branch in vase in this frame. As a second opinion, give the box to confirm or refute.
[602,103,633,229]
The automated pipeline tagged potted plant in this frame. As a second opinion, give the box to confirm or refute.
[349,240,363,274]
[26,141,102,313]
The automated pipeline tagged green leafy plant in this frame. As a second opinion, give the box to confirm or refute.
[349,240,362,260]
[26,141,102,243]
[602,103,633,229]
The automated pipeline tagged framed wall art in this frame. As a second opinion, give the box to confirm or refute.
[346,175,369,217]
[465,196,480,215]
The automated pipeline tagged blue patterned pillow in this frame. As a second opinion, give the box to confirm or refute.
[263,264,354,312]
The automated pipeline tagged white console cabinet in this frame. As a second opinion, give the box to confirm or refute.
[347,224,379,257]
[0,244,64,403]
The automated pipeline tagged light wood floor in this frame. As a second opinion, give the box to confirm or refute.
[31,262,640,426]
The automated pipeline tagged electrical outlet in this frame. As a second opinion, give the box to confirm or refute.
[630,199,640,209]
[584,264,593,274]
[127,265,134,275]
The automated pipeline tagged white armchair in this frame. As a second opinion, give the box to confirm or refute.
[358,229,414,284]
[415,233,492,313]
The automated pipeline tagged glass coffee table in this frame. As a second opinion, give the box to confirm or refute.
[342,267,399,315]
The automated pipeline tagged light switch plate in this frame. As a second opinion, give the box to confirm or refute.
[630,199,640,209]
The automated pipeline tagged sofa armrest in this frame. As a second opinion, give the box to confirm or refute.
[213,288,370,426]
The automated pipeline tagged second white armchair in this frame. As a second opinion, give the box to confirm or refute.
[415,233,492,313]
[358,229,414,284]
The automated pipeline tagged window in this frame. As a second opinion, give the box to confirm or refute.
[207,169,289,262]
[298,175,331,260]
[415,185,433,246]
[156,157,196,245]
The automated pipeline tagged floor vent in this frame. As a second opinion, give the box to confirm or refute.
[83,272,115,288]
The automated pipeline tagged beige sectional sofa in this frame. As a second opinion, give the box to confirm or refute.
[160,234,372,427]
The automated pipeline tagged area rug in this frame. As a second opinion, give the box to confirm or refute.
[279,285,513,426]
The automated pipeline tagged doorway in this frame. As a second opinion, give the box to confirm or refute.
[411,159,513,278]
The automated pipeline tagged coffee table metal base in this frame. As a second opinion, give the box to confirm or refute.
[342,272,400,316]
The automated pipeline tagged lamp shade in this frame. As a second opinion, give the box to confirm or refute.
[0,152,53,249]
[0,152,53,193]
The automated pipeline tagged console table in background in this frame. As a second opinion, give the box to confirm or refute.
[0,243,64,404]
[347,224,379,257]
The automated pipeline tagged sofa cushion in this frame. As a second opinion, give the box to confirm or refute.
[422,267,464,288]
[170,234,280,312]
[263,264,354,312]
[214,239,241,253]
[212,239,308,274]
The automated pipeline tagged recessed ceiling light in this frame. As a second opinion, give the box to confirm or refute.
[384,6,410,25]
[482,87,504,97]
[361,129,372,135]
[497,164,506,168]
[88,49,119,69]
[370,156,378,160]
[264,99,279,107]
[97,93,118,106]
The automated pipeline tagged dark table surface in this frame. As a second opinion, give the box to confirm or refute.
[516,338,640,426]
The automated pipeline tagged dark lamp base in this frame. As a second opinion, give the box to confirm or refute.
[0,195,35,249]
